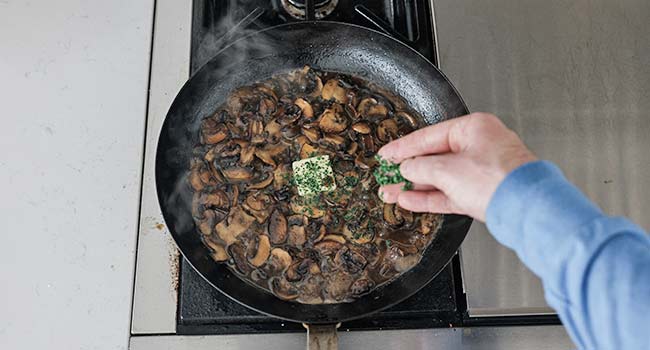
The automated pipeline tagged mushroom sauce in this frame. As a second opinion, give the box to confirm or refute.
[189,66,443,304]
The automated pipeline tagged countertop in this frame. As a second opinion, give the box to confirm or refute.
[0,1,154,349]
[4,0,648,349]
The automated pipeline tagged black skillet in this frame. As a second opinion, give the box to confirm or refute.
[156,21,472,346]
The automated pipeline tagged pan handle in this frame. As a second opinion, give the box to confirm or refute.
[303,323,340,350]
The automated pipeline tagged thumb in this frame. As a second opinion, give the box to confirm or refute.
[399,154,463,192]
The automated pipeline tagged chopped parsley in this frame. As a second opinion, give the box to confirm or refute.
[373,155,412,191]
[344,175,359,188]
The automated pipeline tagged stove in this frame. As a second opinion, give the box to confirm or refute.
[190,0,438,72]
[176,0,465,335]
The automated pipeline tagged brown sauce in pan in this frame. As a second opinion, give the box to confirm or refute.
[189,66,443,304]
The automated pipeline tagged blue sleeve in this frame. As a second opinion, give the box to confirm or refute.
[486,160,650,350]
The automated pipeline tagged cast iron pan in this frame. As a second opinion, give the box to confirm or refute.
[156,21,472,324]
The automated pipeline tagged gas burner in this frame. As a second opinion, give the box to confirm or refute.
[280,0,339,20]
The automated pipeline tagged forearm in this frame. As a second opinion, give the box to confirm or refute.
[486,161,650,349]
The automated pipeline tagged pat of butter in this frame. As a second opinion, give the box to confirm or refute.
[292,155,336,197]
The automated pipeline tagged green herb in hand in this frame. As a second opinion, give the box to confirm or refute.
[373,155,413,190]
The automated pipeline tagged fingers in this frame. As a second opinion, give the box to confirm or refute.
[378,116,466,162]
[399,154,458,187]
[397,190,460,214]
[378,183,437,203]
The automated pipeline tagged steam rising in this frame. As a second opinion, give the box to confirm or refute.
[162,6,278,238]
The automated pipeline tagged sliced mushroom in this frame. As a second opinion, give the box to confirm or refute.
[268,209,288,244]
[243,193,263,211]
[205,237,228,261]
[383,203,403,227]
[269,248,293,271]
[191,192,203,218]
[320,134,346,151]
[198,190,229,210]
[350,278,374,297]
[258,98,276,117]
[278,103,302,125]
[228,242,252,274]
[346,141,359,155]
[354,153,371,170]
[377,119,399,142]
[250,269,268,283]
[236,144,254,165]
[189,165,206,191]
[248,234,271,267]
[281,124,301,139]
[284,258,317,282]
[396,207,415,226]
[396,111,419,130]
[198,166,216,184]
[302,126,321,143]
[314,240,343,256]
[221,167,253,182]
[318,105,348,133]
[225,121,244,138]
[343,224,375,244]
[334,247,368,274]
[255,143,286,167]
[249,119,264,138]
[314,224,327,242]
[421,213,443,235]
[248,119,266,145]
[344,104,358,121]
[324,271,354,301]
[203,150,226,184]
[270,277,299,301]
[200,118,228,144]
[310,76,324,97]
[290,66,323,97]
[254,148,276,167]
[197,210,217,235]
[253,83,278,101]
[299,142,319,159]
[321,79,348,103]
[247,173,273,190]
[287,224,307,247]
[351,122,371,134]
[359,134,376,155]
[226,87,254,116]
[322,234,346,244]
[286,215,307,247]
[218,139,246,158]
[215,207,255,245]
[242,192,272,223]
[273,164,291,190]
[264,118,282,143]
[231,184,240,205]
[357,97,388,118]
[285,261,303,282]
[294,98,314,119]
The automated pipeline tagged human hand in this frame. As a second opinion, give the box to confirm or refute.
[378,113,537,221]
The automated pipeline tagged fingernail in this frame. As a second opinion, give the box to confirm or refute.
[378,188,397,203]
[377,146,389,158]
[400,159,411,174]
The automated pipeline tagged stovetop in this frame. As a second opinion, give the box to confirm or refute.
[178,0,464,335]
[190,0,437,72]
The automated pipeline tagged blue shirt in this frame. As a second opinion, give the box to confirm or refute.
[486,161,650,350]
